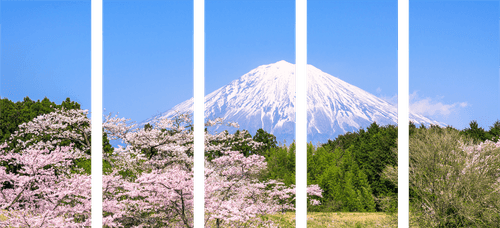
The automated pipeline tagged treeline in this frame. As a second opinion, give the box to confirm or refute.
[260,120,500,215]
[0,97,81,142]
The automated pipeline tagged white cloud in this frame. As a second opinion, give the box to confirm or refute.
[409,91,468,117]
[380,94,398,106]
[376,87,382,93]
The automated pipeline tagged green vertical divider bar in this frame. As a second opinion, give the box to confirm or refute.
[194,0,204,228]
[92,0,102,227]
[295,0,307,228]
[398,0,409,228]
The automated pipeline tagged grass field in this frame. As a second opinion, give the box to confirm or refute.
[1,211,397,228]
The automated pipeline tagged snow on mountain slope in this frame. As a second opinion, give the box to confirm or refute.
[143,60,442,143]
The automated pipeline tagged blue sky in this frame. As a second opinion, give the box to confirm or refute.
[4,0,497,132]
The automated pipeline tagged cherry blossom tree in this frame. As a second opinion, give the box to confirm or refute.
[0,144,133,227]
[5,108,92,174]
[102,113,323,228]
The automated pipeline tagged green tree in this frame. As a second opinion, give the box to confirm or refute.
[488,120,500,142]
[343,171,359,211]
[357,169,376,212]
[261,143,295,186]
[307,144,338,185]
[308,144,377,212]
[461,120,491,143]
[252,128,277,157]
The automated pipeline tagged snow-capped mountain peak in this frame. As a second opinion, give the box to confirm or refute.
[144,60,441,143]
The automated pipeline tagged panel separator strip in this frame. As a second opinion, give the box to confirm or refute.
[398,0,410,227]
[194,0,205,227]
[91,0,103,226]
[296,0,307,227]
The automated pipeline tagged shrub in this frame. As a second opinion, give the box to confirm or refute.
[409,127,500,227]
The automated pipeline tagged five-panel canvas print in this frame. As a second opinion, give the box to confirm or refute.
[1,0,499,227]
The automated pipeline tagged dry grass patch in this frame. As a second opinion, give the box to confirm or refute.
[265,212,396,228]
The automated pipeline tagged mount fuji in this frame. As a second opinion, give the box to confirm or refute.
[144,60,442,144]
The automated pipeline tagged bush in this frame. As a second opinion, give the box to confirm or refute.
[409,127,500,227]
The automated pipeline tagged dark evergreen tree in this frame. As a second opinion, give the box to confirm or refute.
[461,120,491,143]
[261,143,295,186]
[488,120,500,142]
[252,128,278,157]
[231,129,254,156]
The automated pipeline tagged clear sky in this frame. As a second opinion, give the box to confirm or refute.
[4,0,496,131]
